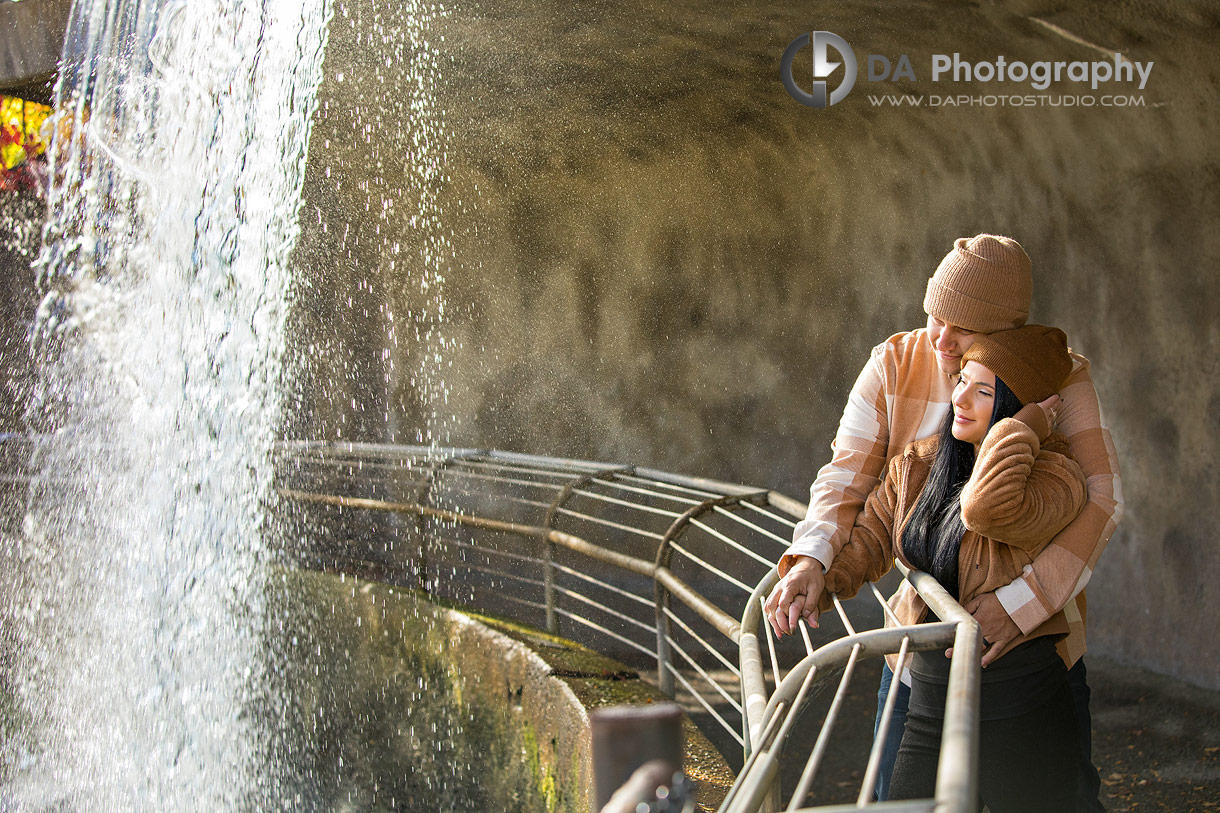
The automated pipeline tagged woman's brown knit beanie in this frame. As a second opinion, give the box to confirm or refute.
[962,324,1072,404]
[923,234,1033,333]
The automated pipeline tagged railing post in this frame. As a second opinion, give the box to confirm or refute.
[653,493,758,700]
[543,466,634,637]
[543,534,558,635]
[654,580,676,697]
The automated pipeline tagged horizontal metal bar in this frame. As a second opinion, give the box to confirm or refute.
[668,541,755,593]
[870,582,905,627]
[429,535,547,569]
[427,484,554,514]
[552,505,666,541]
[429,466,567,492]
[654,569,741,643]
[764,491,807,522]
[552,584,655,635]
[550,562,654,608]
[633,466,767,499]
[688,517,777,567]
[663,660,745,747]
[612,471,725,500]
[479,448,624,473]
[553,607,656,658]
[446,457,583,483]
[664,630,742,714]
[590,476,703,507]
[570,486,685,519]
[285,455,429,475]
[712,504,793,548]
[831,594,856,634]
[461,563,546,591]
[452,588,548,616]
[661,604,740,677]
[280,488,553,540]
[280,440,488,462]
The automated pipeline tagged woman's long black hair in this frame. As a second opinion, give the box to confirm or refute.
[900,374,1024,598]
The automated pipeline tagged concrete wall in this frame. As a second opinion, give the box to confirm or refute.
[289,0,1220,689]
[1,1,1215,689]
[267,569,733,812]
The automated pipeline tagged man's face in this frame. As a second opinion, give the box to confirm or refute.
[926,315,980,375]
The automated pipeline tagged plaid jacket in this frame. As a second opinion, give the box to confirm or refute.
[781,328,1123,665]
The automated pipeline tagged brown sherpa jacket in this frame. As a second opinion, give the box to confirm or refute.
[819,403,1088,663]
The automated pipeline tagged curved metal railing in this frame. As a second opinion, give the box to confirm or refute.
[273,442,982,812]
[274,441,805,751]
[732,568,980,813]
[1,437,981,810]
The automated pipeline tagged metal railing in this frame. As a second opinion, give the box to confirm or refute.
[1,436,981,810]
[732,568,980,813]
[275,441,804,751]
[273,442,982,812]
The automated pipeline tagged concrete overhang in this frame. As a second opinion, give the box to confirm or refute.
[0,0,72,104]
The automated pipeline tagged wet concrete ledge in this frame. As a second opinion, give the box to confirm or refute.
[283,568,734,812]
[423,596,736,813]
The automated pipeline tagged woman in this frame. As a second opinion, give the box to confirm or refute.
[785,324,1087,812]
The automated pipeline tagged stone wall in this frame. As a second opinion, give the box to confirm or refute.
[290,1,1220,688]
[2,1,1215,691]
[267,569,732,812]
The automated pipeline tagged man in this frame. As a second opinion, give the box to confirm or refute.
[764,234,1122,810]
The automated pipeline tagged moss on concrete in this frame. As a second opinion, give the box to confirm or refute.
[264,568,734,812]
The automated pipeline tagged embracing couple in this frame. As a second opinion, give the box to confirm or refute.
[765,234,1123,813]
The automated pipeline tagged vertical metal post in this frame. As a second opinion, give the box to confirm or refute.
[543,534,558,634]
[654,581,675,697]
[935,615,982,813]
[653,494,747,699]
[590,703,683,811]
[542,468,631,638]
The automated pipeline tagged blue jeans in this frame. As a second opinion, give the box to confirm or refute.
[873,659,1106,811]
[872,661,911,803]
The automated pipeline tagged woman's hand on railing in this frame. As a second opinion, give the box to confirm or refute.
[763,556,824,637]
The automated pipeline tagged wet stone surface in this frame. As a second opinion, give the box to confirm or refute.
[263,569,567,812]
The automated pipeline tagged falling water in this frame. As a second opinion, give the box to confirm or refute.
[3,1,332,808]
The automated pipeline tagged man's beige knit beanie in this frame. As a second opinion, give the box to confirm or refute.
[923,234,1033,333]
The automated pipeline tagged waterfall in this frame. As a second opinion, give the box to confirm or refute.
[4,1,332,808]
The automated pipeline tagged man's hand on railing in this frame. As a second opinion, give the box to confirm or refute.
[763,555,824,637]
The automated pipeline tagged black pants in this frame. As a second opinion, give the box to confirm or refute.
[877,658,1106,811]
[1069,659,1107,812]
[889,681,1081,813]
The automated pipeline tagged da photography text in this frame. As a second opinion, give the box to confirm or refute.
[782,30,1154,109]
